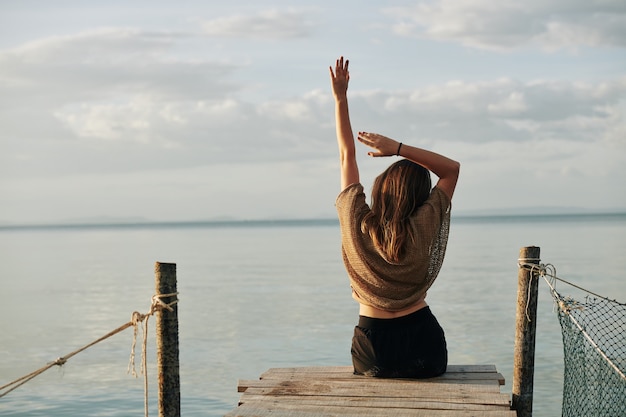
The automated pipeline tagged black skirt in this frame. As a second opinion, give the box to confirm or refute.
[351,306,447,378]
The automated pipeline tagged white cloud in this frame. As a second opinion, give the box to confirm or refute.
[0,27,247,177]
[385,0,626,51]
[3,27,623,184]
[0,27,238,103]
[353,78,626,147]
[54,95,175,144]
[600,100,626,145]
[201,9,316,39]
[487,92,528,116]
[259,99,315,121]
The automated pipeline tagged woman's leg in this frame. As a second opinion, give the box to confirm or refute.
[351,325,380,376]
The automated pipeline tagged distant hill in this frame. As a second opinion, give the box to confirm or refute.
[454,206,626,217]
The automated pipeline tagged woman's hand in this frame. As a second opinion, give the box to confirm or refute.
[329,56,349,100]
[357,132,401,157]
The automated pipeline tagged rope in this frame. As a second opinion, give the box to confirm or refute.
[518,261,618,301]
[127,292,179,417]
[518,262,626,381]
[516,259,553,322]
[0,320,134,398]
[0,291,179,417]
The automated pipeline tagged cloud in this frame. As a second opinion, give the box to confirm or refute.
[385,0,626,50]
[41,75,626,172]
[0,27,245,177]
[200,9,316,39]
[2,24,623,184]
[1,16,624,223]
[352,78,626,147]
[0,27,238,102]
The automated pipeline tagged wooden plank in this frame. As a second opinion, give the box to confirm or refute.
[239,385,508,402]
[226,401,518,417]
[239,393,511,409]
[239,378,504,394]
[259,366,505,385]
[247,375,504,387]
[261,365,498,375]
[259,372,505,385]
[437,372,505,385]
[240,393,511,410]
[242,386,509,404]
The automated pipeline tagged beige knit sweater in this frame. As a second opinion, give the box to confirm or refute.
[336,183,451,311]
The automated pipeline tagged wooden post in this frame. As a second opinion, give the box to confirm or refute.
[512,246,540,417]
[155,262,180,417]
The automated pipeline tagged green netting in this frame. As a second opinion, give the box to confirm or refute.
[551,288,626,417]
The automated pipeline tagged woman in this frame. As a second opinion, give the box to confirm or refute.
[330,56,460,378]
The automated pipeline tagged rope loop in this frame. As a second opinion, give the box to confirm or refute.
[127,292,178,417]
[131,311,147,326]
[151,292,179,313]
[127,292,179,377]
[517,261,557,322]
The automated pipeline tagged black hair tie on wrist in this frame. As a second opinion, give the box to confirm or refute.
[396,142,403,156]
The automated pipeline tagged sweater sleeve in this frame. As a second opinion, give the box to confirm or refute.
[415,186,451,283]
[336,183,366,215]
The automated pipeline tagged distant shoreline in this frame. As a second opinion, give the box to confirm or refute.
[1,211,625,231]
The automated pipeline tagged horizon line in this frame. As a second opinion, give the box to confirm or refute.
[2,210,626,231]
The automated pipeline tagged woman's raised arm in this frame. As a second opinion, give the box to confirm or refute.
[330,57,359,191]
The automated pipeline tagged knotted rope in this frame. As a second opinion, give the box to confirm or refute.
[517,261,556,322]
[127,293,178,417]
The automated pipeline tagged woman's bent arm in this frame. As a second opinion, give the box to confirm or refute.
[357,132,460,200]
[399,142,459,200]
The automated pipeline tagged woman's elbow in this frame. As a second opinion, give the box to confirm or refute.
[449,160,460,180]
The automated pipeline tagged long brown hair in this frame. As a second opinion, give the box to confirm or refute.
[361,159,432,262]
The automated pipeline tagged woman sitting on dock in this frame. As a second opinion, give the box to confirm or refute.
[330,57,460,378]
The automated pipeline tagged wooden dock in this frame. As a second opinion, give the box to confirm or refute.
[225,365,517,416]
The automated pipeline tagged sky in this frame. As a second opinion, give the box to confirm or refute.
[1,0,625,224]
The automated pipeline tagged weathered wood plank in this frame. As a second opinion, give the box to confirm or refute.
[247,375,503,387]
[239,378,503,394]
[259,366,505,385]
[239,387,510,407]
[239,380,509,397]
[261,365,497,375]
[238,388,503,404]
[239,393,511,409]
[226,401,517,417]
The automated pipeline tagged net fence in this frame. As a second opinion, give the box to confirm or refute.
[540,265,626,417]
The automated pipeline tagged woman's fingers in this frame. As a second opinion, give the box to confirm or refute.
[335,56,349,74]
[358,131,377,145]
[357,132,380,152]
[358,132,395,157]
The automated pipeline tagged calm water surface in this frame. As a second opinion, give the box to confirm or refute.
[1,214,625,416]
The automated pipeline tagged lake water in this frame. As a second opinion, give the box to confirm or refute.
[1,214,625,417]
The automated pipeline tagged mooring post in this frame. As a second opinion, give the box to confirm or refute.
[155,262,180,417]
[512,246,540,417]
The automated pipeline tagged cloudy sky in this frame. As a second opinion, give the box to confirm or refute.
[1,1,624,224]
